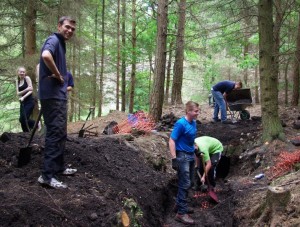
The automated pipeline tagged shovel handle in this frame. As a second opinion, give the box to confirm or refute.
[80,107,95,130]
[27,110,42,147]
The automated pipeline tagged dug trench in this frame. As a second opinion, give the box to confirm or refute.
[0,113,266,227]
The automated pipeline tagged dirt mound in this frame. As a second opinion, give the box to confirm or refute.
[0,133,171,226]
[0,104,299,226]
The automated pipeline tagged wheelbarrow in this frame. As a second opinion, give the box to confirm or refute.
[226,88,252,122]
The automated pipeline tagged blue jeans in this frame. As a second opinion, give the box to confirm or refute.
[40,99,67,182]
[176,151,195,214]
[211,90,227,121]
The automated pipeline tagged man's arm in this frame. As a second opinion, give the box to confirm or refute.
[223,93,229,110]
[169,138,176,159]
[41,50,64,84]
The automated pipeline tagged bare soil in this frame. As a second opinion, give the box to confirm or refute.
[0,104,299,226]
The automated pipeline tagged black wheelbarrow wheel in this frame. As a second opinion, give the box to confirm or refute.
[240,110,250,120]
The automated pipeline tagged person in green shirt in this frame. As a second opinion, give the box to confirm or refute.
[194,136,223,190]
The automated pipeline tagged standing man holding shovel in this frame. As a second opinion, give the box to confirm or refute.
[37,16,77,189]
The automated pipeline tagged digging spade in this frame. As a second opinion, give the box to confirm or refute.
[201,153,219,203]
[78,106,95,138]
[18,110,42,167]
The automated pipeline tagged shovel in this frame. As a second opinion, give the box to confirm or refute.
[196,169,208,192]
[201,153,219,203]
[78,106,95,138]
[18,110,42,167]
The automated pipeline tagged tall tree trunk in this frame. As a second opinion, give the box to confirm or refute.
[129,0,136,113]
[69,41,76,122]
[284,59,290,106]
[171,0,186,105]
[24,0,38,116]
[164,40,174,105]
[121,0,126,112]
[258,0,284,141]
[254,66,259,104]
[149,0,168,122]
[291,11,300,106]
[116,0,121,111]
[273,0,282,103]
[77,15,82,120]
[92,7,98,118]
[98,0,105,117]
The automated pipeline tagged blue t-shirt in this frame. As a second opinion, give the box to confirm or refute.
[170,117,197,153]
[67,72,74,88]
[38,33,68,100]
[213,80,235,94]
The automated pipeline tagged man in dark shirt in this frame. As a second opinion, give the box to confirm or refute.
[211,80,242,124]
[67,71,74,92]
[37,16,77,189]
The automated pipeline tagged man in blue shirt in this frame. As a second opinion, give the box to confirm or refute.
[66,71,74,92]
[37,16,77,189]
[169,101,199,225]
[211,80,242,124]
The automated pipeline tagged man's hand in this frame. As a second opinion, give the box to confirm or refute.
[201,175,205,184]
[172,158,178,171]
[49,74,64,84]
[19,97,24,102]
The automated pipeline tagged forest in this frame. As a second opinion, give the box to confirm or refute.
[0,0,298,140]
[0,1,300,226]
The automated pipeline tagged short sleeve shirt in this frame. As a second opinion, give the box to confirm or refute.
[38,33,68,100]
[170,117,197,153]
[194,136,223,162]
[212,80,235,94]
[67,72,74,88]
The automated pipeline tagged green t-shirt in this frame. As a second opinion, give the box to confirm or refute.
[194,136,223,162]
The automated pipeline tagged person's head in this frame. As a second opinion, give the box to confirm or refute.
[185,101,200,121]
[234,81,242,90]
[17,66,26,79]
[57,16,76,41]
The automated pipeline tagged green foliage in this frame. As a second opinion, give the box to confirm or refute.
[123,198,143,227]
[238,54,258,69]
[125,71,150,112]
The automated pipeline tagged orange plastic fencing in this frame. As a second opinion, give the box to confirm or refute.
[266,150,300,180]
[113,111,156,134]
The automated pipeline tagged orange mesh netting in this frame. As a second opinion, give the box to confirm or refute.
[113,111,156,134]
[266,150,300,180]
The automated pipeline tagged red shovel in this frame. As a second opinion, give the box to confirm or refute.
[201,154,219,203]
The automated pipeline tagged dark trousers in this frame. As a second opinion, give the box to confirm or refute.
[198,153,221,187]
[19,99,35,132]
[40,99,67,182]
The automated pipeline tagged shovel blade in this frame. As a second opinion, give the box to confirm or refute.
[208,189,219,203]
[18,147,32,167]
[78,129,85,138]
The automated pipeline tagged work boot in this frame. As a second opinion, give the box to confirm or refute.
[175,213,195,225]
[221,119,232,124]
[173,205,194,214]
